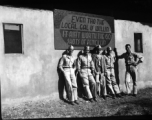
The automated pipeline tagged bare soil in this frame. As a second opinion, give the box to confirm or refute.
[2,87,152,119]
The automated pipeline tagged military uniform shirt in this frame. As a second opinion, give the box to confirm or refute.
[118,52,140,67]
[104,54,115,69]
[92,54,106,74]
[59,54,76,70]
[77,53,95,75]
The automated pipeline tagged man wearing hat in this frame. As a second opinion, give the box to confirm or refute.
[92,45,107,100]
[116,44,144,97]
[104,47,122,99]
[59,45,79,105]
[77,46,97,102]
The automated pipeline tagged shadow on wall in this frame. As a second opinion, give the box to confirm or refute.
[57,50,68,100]
[113,48,120,87]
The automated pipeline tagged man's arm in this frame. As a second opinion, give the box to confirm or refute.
[116,53,125,59]
[114,48,124,59]
[77,56,81,73]
[133,54,144,66]
[74,58,79,76]
[92,55,98,75]
[72,59,76,68]
[103,55,108,76]
[91,60,95,70]
[58,56,65,73]
[102,56,107,75]
[90,55,96,76]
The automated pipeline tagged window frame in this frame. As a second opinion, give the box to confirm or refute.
[3,23,24,54]
[134,32,143,53]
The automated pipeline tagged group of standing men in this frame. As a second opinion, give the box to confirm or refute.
[59,44,143,105]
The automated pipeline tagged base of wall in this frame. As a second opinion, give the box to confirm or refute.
[2,80,152,105]
[119,80,152,93]
[2,92,59,106]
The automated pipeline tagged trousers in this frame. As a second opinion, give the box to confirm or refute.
[79,69,96,99]
[63,68,78,102]
[95,73,107,96]
[125,66,137,94]
[105,68,120,95]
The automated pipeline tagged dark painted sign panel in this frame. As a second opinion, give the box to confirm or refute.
[54,9,115,50]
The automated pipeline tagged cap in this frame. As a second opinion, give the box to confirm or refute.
[107,46,112,51]
[84,46,90,51]
[96,45,102,50]
[68,45,74,51]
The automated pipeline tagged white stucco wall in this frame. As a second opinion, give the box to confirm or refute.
[115,20,152,92]
[1,6,152,103]
[0,6,78,102]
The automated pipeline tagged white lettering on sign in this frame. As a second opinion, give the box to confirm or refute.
[59,14,112,47]
[68,31,81,38]
[71,16,87,23]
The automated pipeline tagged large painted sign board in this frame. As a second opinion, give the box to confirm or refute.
[54,9,115,50]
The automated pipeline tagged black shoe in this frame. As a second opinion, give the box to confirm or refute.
[116,94,122,98]
[126,93,132,96]
[89,98,94,103]
[106,94,111,97]
[70,101,75,105]
[74,100,79,105]
[124,93,129,96]
[103,95,107,100]
[133,94,137,97]
[93,97,97,102]
[97,91,100,96]
[112,94,116,99]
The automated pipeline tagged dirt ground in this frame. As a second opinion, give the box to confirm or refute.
[2,87,152,119]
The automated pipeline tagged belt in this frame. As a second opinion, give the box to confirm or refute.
[81,67,91,69]
[107,67,114,69]
[63,67,72,68]
[126,65,135,67]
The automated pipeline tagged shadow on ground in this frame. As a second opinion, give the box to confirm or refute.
[2,83,152,118]
[114,98,152,116]
[112,88,152,116]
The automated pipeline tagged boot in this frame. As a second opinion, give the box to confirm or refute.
[70,101,75,105]
[74,100,79,105]
[103,95,107,100]
[112,94,116,99]
[89,98,94,103]
[93,97,97,102]
[116,93,122,98]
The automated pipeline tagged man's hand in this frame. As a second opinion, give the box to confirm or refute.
[138,58,143,63]
[132,62,138,66]
[96,72,100,75]
[100,73,104,76]
[78,69,81,75]
[59,67,65,73]
[91,70,96,77]
[62,70,65,73]
[104,72,107,77]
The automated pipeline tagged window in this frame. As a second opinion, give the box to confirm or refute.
[3,23,23,54]
[134,33,143,53]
